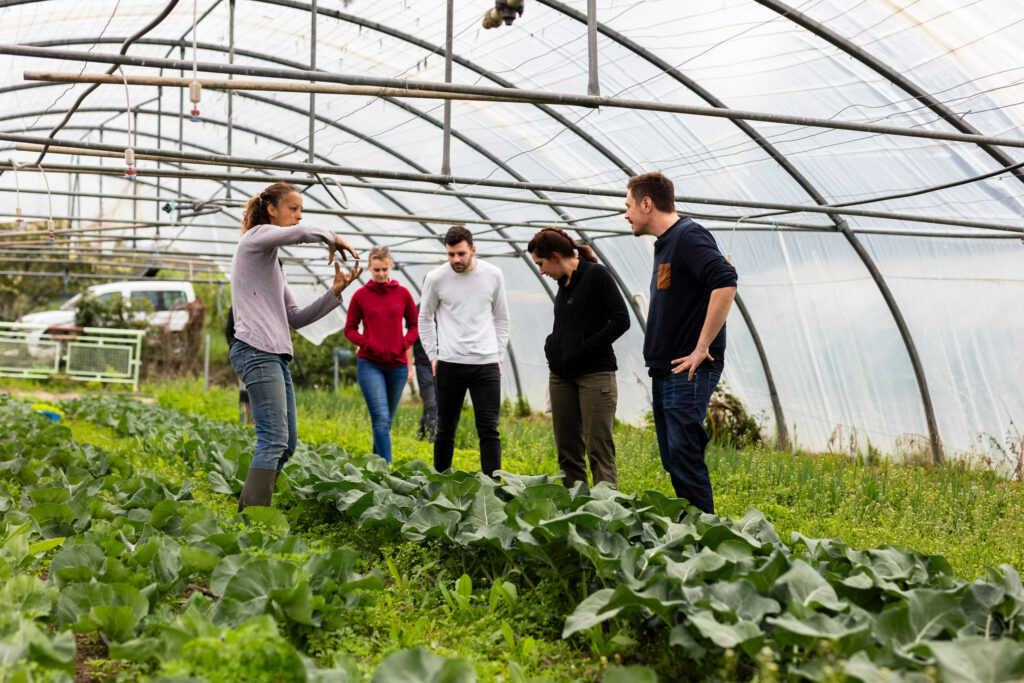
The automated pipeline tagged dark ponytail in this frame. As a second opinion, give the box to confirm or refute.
[526,227,597,263]
[240,182,299,235]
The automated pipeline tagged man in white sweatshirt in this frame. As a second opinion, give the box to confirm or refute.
[418,226,510,477]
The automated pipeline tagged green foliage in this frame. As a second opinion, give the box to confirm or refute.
[50,393,1024,681]
[0,394,382,681]
[290,330,356,389]
[5,385,1024,682]
[0,219,93,321]
[705,382,763,450]
[74,291,151,329]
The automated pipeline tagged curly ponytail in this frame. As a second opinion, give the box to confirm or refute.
[526,227,597,263]
[240,182,299,235]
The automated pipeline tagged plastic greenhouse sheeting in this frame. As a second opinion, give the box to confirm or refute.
[0,0,1022,461]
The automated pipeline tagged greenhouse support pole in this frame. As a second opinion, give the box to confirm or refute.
[733,293,788,451]
[97,127,103,230]
[203,334,210,391]
[227,0,235,197]
[308,0,316,164]
[837,223,942,464]
[177,44,184,205]
[586,0,599,96]
[156,85,163,218]
[132,109,139,233]
[441,0,453,176]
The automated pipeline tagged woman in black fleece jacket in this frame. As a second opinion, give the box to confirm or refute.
[528,227,630,489]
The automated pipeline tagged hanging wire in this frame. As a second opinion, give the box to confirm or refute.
[8,158,24,223]
[188,0,203,122]
[37,164,56,241]
[118,67,136,180]
[316,174,350,209]
[726,214,748,266]
[30,0,180,167]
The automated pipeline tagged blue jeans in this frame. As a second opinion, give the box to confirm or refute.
[229,341,296,472]
[356,357,408,464]
[652,367,721,514]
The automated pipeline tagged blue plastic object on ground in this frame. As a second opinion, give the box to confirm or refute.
[31,403,63,421]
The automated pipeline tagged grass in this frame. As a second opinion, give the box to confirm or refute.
[148,377,1024,581]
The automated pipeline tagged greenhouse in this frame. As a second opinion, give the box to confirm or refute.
[1,1,1023,681]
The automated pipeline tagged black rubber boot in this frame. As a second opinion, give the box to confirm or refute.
[237,467,277,512]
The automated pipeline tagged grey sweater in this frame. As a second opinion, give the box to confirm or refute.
[230,223,342,356]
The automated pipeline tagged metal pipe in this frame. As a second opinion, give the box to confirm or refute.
[227,0,235,198]
[7,184,1014,240]
[177,44,184,205]
[19,159,1012,239]
[10,45,1024,150]
[441,0,453,176]
[22,42,1022,227]
[308,0,316,165]
[0,217,530,245]
[4,134,1019,233]
[24,72,523,100]
[203,333,210,391]
[586,0,599,96]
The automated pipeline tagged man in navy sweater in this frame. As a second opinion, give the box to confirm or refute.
[625,172,737,514]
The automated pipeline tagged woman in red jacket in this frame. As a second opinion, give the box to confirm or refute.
[344,246,418,464]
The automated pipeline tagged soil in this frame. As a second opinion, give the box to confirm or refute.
[74,632,108,683]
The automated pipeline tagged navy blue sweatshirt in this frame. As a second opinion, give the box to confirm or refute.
[644,217,738,373]
[545,259,630,378]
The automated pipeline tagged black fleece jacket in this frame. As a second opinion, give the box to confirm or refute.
[544,259,630,378]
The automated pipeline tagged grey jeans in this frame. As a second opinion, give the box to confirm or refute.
[549,370,618,489]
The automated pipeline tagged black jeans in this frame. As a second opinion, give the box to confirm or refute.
[433,360,502,477]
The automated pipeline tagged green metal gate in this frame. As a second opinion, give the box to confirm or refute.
[0,323,145,390]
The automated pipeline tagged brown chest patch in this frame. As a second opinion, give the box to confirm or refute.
[657,263,671,290]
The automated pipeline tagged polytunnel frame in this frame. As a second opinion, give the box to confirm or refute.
[0,85,539,401]
[3,2,1020,458]
[7,7,797,449]
[0,101,542,399]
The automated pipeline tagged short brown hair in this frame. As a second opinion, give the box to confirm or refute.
[444,225,473,247]
[627,172,675,213]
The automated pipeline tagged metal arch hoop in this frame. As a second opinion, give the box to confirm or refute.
[538,0,946,461]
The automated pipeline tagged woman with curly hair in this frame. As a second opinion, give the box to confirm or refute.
[230,181,362,510]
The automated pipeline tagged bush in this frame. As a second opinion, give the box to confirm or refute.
[74,292,149,329]
[289,331,357,389]
[705,383,763,450]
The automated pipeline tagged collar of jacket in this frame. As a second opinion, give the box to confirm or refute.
[365,279,399,293]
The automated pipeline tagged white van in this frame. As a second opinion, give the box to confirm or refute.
[19,281,197,332]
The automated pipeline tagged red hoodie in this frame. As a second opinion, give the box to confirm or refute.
[344,280,418,367]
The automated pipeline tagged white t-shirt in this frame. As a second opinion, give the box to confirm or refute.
[417,259,510,365]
